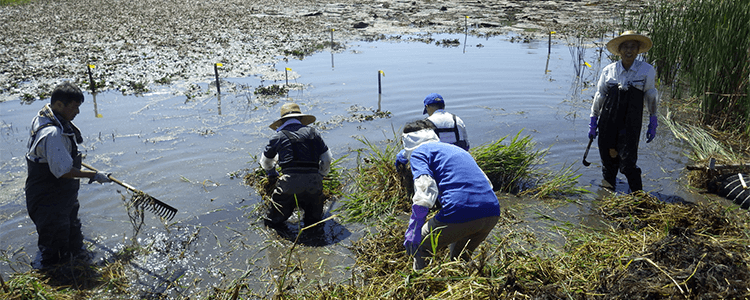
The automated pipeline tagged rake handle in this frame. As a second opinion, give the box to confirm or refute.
[81,162,138,192]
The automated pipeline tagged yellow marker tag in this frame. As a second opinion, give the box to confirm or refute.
[379,70,385,76]
[465,16,469,19]
[286,67,292,71]
[96,114,103,118]
[88,64,96,69]
[216,63,223,67]
[331,29,335,32]
[584,61,592,68]
[550,31,556,34]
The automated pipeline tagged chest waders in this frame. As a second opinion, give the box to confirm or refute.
[428,114,469,151]
[266,130,324,228]
[25,123,84,266]
[597,84,644,192]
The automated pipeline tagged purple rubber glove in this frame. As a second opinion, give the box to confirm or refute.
[588,116,598,140]
[395,149,408,169]
[404,204,429,256]
[646,115,657,143]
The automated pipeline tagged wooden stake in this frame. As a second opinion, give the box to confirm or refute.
[377,70,385,95]
[87,64,96,93]
[214,63,221,95]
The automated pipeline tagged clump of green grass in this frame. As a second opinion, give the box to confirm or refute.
[470,130,543,193]
[521,162,588,198]
[338,134,409,224]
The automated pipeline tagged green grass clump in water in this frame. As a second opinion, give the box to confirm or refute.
[338,135,410,224]
[470,130,542,193]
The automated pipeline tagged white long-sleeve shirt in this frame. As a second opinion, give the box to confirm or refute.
[590,60,658,118]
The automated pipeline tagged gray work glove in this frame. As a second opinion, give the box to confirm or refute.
[89,171,112,184]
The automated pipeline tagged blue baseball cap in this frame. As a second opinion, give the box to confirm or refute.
[422,93,444,114]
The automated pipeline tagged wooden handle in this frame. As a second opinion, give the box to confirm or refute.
[81,162,137,192]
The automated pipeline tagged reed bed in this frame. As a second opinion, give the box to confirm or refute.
[633,0,750,134]
[260,191,750,299]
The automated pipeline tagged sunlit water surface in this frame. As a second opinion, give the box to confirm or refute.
[0,33,711,297]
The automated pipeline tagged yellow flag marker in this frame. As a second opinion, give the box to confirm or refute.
[286,67,292,71]
[88,64,96,69]
[379,70,385,76]
[216,63,223,67]
[96,114,103,118]
[584,61,592,68]
[550,31,556,34]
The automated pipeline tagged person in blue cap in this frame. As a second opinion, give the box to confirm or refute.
[400,119,499,270]
[395,93,470,169]
[422,93,470,150]
[588,31,659,192]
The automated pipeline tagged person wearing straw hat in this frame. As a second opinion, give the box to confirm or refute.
[400,119,499,271]
[260,103,333,229]
[25,82,112,268]
[588,31,659,192]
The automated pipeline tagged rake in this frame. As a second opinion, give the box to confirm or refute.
[82,162,178,221]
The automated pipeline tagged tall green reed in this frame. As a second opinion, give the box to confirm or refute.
[632,0,750,133]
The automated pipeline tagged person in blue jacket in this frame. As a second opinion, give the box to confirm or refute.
[401,119,500,270]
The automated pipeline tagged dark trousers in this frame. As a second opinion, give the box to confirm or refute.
[598,132,642,192]
[27,190,84,266]
[267,173,324,227]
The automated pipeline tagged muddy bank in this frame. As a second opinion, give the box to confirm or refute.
[0,0,647,102]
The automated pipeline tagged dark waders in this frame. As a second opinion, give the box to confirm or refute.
[25,136,83,267]
[597,85,644,192]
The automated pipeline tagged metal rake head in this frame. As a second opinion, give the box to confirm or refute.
[133,194,178,221]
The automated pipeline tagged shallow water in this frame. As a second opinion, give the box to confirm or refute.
[0,33,712,297]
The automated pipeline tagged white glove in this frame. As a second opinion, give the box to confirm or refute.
[90,171,112,184]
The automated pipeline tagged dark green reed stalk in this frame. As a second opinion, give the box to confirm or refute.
[633,0,750,133]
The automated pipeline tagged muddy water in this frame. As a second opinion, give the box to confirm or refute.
[0,33,707,297]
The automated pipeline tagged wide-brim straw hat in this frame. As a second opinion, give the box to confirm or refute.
[606,31,653,56]
[269,103,316,130]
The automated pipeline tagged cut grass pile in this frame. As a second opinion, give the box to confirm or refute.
[266,192,750,299]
